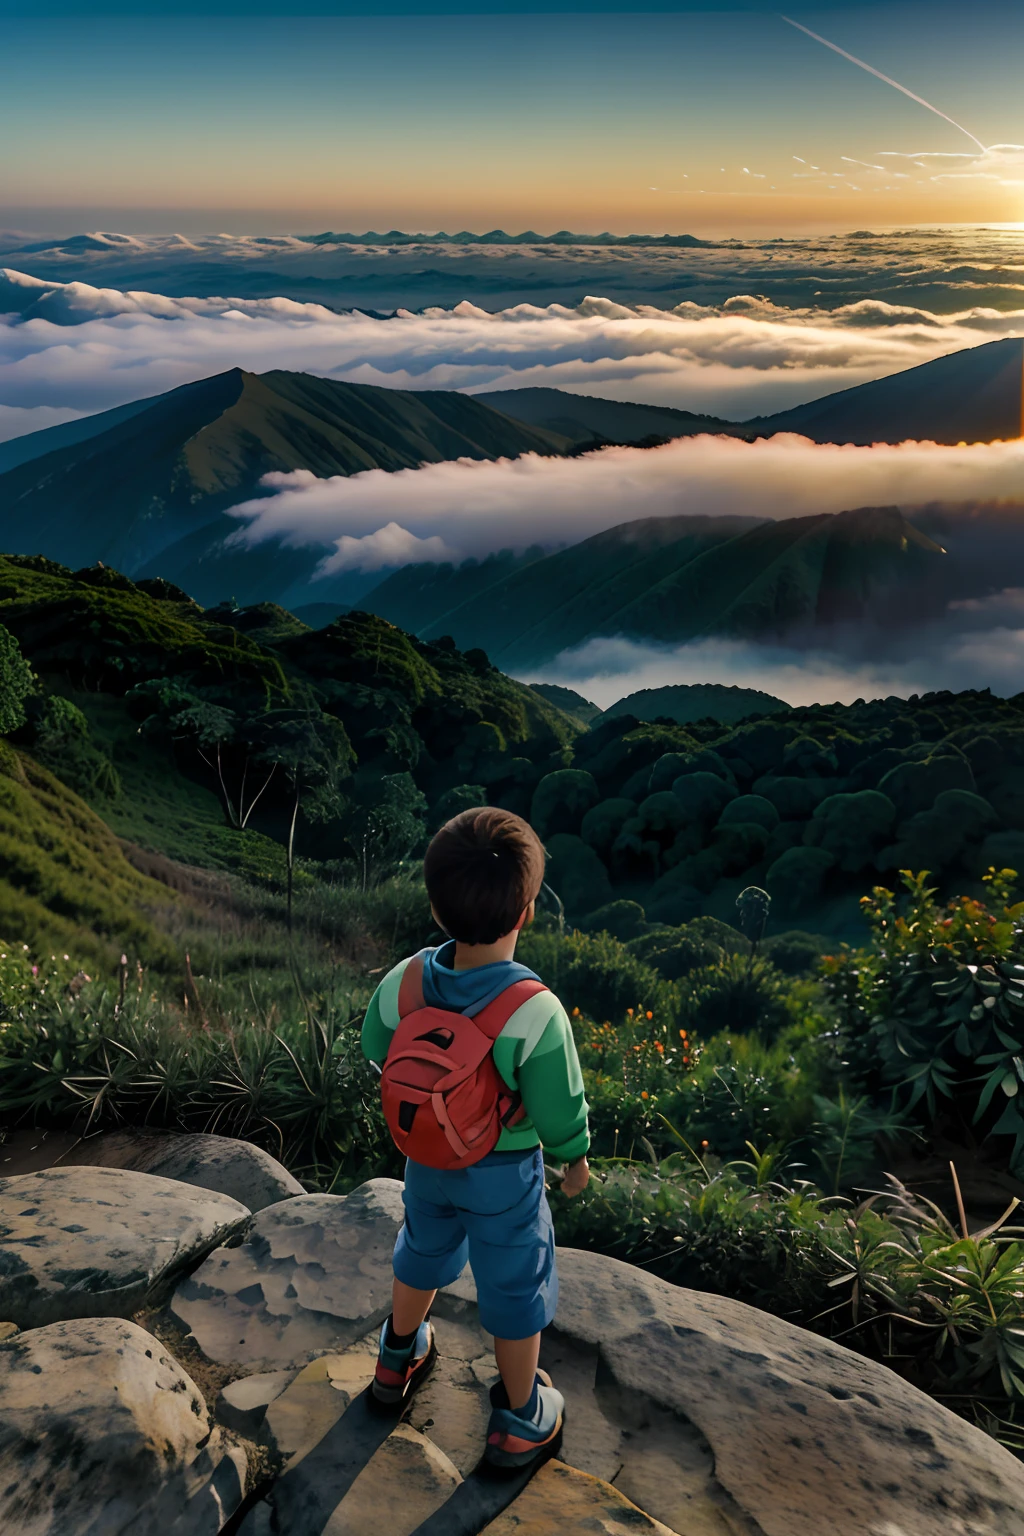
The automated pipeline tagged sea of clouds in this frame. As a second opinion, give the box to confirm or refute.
[2,256,1023,705]
[3,265,1024,440]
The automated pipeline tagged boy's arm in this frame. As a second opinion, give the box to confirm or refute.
[359,956,412,1065]
[502,996,590,1163]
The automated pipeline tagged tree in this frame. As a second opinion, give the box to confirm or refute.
[0,623,34,736]
[348,772,428,891]
[260,709,354,929]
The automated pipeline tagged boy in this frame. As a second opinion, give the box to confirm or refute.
[361,806,590,1471]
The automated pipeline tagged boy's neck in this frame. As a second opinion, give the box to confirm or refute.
[450,933,520,971]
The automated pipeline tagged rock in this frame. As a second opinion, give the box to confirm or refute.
[0,1316,214,1535]
[324,1423,461,1535]
[261,1348,378,1462]
[0,1166,250,1329]
[553,1246,1024,1536]
[0,1321,18,1342]
[217,1368,298,1436]
[66,1130,305,1213]
[170,1180,404,1373]
[481,1460,678,1535]
[166,1445,248,1536]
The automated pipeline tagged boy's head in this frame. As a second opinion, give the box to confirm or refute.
[424,806,545,946]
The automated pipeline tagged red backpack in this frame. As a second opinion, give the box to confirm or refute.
[380,952,548,1170]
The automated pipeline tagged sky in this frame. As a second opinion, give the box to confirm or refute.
[2,2,1022,235]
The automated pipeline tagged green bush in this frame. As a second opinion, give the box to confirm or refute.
[579,797,636,861]
[763,931,829,976]
[877,751,975,819]
[517,925,676,1027]
[529,768,600,839]
[578,899,648,943]
[681,953,793,1041]
[879,789,997,875]
[805,790,896,873]
[544,832,613,917]
[626,926,725,980]
[766,846,836,917]
[429,782,486,830]
[718,793,779,833]
[671,771,736,826]
[752,774,825,820]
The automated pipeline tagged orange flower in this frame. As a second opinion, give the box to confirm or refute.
[679,1029,687,1040]
[645,1010,653,1020]
[655,1041,664,1054]
[641,1090,649,1100]
[572,1006,580,1017]
[626,1007,634,1017]
[701,1139,709,1149]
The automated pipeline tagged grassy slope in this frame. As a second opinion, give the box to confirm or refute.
[0,742,182,970]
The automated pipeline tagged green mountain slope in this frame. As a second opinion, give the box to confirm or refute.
[603,684,789,725]
[362,507,948,668]
[477,387,735,445]
[751,337,1024,445]
[0,370,571,596]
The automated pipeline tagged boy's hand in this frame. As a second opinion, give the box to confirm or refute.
[559,1155,590,1198]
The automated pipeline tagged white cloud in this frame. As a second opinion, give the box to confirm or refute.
[223,434,1024,571]
[2,267,1023,424]
[325,521,459,573]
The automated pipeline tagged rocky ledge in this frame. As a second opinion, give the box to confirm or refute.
[1,1132,1023,1536]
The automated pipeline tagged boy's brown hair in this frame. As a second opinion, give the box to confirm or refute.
[424,807,545,946]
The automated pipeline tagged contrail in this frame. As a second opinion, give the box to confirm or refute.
[780,16,987,153]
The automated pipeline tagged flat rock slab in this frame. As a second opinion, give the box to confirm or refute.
[555,1245,1024,1536]
[481,1460,678,1536]
[0,1316,213,1535]
[0,1165,250,1329]
[66,1130,304,1213]
[324,1423,461,1536]
[170,1180,404,1373]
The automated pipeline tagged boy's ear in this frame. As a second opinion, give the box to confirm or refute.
[515,900,535,932]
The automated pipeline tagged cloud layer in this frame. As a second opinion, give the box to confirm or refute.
[221,434,1024,575]
[3,263,1024,439]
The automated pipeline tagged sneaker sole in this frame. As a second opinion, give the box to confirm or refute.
[368,1338,438,1417]
[482,1417,564,1475]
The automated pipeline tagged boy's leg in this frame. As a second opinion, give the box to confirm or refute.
[391,1278,437,1337]
[493,1333,541,1411]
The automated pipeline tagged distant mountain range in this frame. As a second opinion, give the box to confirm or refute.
[360,506,951,669]
[485,339,1024,448]
[0,369,568,604]
[0,337,1021,640]
[602,683,789,724]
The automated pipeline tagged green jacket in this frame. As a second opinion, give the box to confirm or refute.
[361,954,590,1163]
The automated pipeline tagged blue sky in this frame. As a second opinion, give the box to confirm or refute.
[3,3,1021,233]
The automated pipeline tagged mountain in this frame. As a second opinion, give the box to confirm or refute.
[751,337,1024,445]
[602,683,789,726]
[360,506,949,668]
[528,683,602,726]
[486,338,1024,448]
[0,369,570,603]
[476,387,734,446]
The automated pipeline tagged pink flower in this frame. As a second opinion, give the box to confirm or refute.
[31,966,38,976]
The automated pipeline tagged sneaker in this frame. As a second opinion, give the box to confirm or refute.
[370,1316,437,1413]
[484,1368,564,1472]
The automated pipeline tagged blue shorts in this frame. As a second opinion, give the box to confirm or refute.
[393,1146,558,1340]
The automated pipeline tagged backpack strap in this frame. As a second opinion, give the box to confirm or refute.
[397,953,426,1018]
[473,979,548,1041]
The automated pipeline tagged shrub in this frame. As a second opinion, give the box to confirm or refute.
[680,953,793,1040]
[543,833,613,917]
[877,751,975,819]
[646,864,712,923]
[766,847,836,917]
[879,789,997,875]
[578,899,648,943]
[671,771,736,826]
[580,797,635,861]
[0,622,34,736]
[649,751,691,792]
[529,768,600,839]
[626,927,725,981]
[709,821,769,874]
[429,782,486,830]
[718,794,779,832]
[763,931,828,976]
[517,925,675,1028]
[804,790,896,873]
[823,870,1024,1173]
[753,774,826,820]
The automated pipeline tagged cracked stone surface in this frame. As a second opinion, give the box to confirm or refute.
[170,1180,404,1373]
[65,1130,305,1213]
[0,1315,238,1536]
[323,1423,462,1535]
[481,1459,678,1535]
[176,1177,1024,1536]
[0,1165,251,1329]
